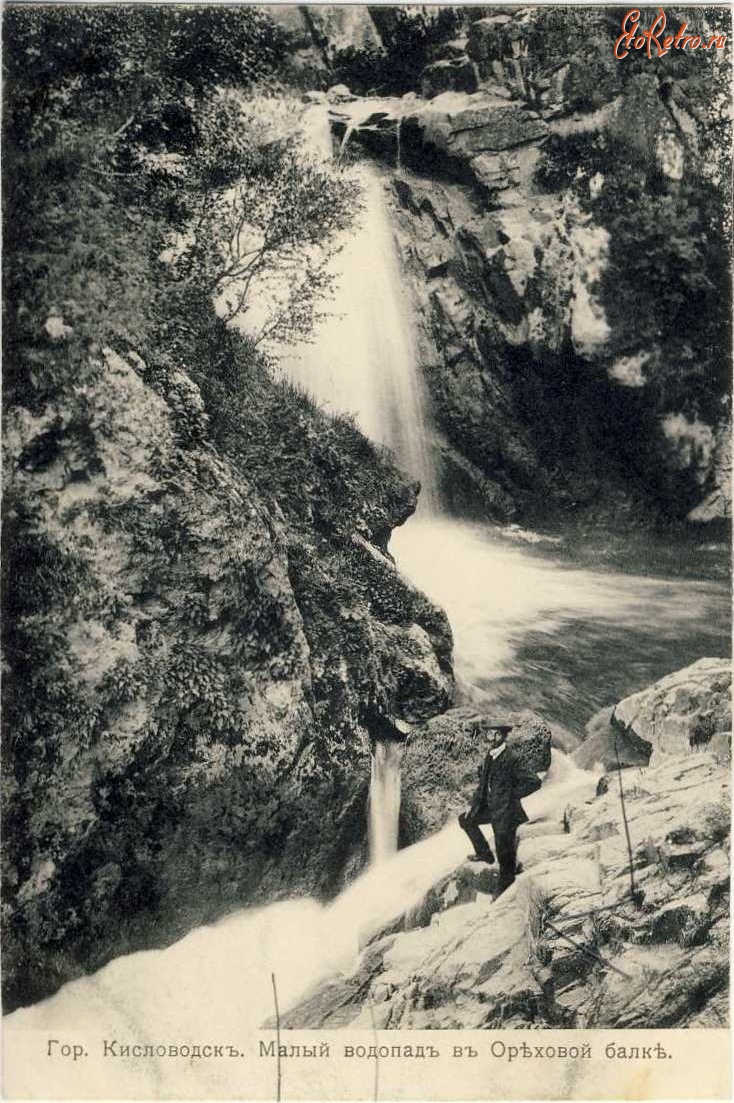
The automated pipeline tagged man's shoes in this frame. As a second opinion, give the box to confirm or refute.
[467,852,495,864]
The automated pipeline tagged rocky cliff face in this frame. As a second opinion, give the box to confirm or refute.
[2,331,453,1012]
[4,3,729,1023]
[280,662,730,1029]
[302,5,731,525]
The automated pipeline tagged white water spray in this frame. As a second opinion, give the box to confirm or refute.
[368,739,404,864]
[5,753,599,1100]
[277,107,442,865]
[8,104,727,1079]
[277,109,438,513]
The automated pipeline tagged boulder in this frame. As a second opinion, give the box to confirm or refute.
[613,658,731,761]
[436,100,547,155]
[434,37,470,62]
[326,83,356,105]
[470,151,517,192]
[573,706,652,773]
[379,93,548,182]
[400,705,552,841]
[467,14,517,67]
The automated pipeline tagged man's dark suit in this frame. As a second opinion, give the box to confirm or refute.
[458,746,542,891]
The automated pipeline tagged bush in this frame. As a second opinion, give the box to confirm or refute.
[535,122,730,423]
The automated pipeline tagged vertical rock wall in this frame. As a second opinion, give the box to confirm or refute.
[316,5,732,524]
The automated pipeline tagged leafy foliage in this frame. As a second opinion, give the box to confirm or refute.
[173,133,360,341]
[536,122,730,421]
[2,4,440,1014]
[3,5,358,409]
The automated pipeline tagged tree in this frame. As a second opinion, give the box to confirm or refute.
[3,5,359,401]
[170,106,361,342]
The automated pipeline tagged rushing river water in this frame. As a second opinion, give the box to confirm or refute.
[5,752,598,1098]
[4,106,730,1083]
[283,109,731,738]
[391,515,730,735]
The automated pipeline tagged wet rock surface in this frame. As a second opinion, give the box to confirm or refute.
[283,749,729,1030]
[6,3,730,1029]
[2,347,453,1011]
[281,662,730,1030]
[324,5,731,525]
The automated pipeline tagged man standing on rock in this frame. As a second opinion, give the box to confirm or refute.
[458,721,542,894]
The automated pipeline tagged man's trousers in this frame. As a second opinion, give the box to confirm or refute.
[458,808,518,892]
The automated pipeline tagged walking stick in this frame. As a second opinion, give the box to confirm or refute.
[613,726,644,908]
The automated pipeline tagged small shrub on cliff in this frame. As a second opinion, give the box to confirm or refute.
[3,6,300,409]
[535,125,730,424]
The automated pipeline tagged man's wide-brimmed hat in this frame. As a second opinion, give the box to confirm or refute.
[467,716,514,733]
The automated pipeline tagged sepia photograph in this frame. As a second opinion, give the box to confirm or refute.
[2,2,732,1099]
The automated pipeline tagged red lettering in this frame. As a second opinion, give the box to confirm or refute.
[646,9,669,56]
[615,8,722,58]
[615,9,640,59]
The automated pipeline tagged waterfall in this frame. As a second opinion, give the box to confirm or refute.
[5,752,602,1088]
[278,109,438,514]
[339,122,354,158]
[276,107,442,868]
[368,739,404,864]
[300,104,335,160]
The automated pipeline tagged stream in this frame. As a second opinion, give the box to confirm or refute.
[4,103,730,1079]
[391,515,730,735]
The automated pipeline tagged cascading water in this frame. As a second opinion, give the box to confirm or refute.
[6,103,729,1074]
[275,107,443,864]
[276,107,438,515]
[368,739,404,864]
[6,752,601,1100]
[271,105,729,847]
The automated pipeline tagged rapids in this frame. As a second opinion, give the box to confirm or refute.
[5,103,729,1076]
[4,753,595,1072]
[391,515,730,732]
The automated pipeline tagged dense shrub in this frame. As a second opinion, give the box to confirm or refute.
[536,124,730,422]
[3,6,358,409]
